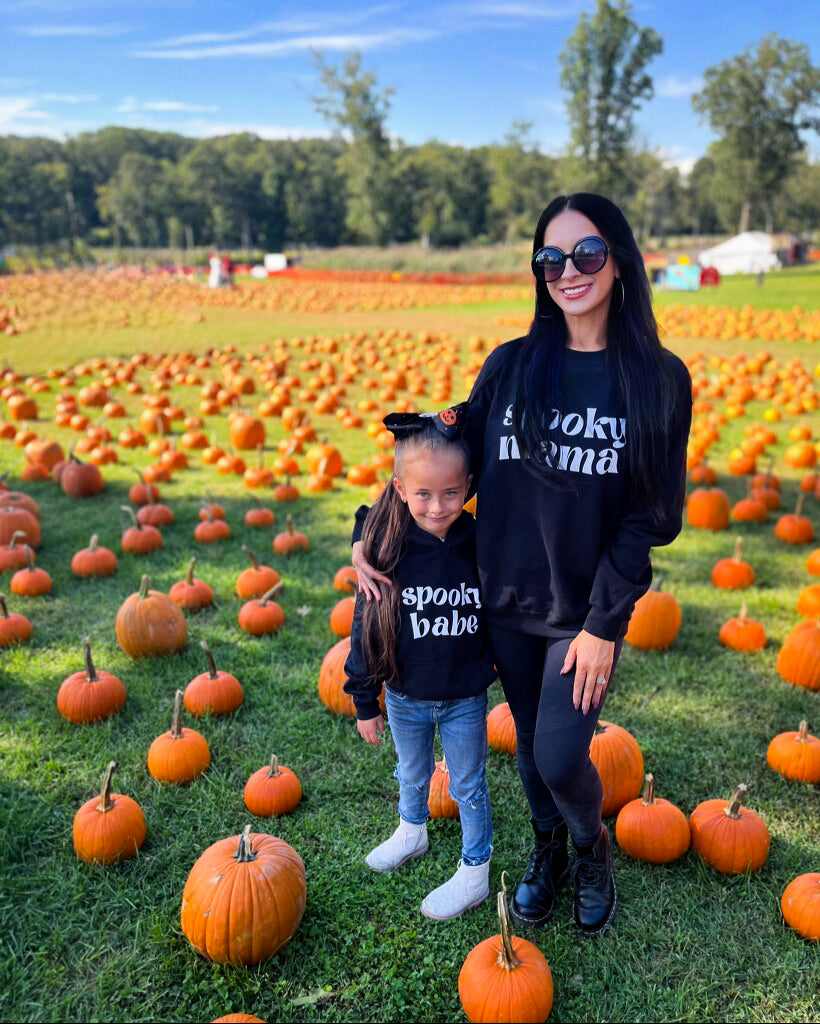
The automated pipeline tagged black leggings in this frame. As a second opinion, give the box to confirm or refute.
[488,621,623,848]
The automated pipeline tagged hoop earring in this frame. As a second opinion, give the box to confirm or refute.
[535,296,554,319]
[614,278,625,313]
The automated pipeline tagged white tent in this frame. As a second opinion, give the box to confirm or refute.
[698,232,781,275]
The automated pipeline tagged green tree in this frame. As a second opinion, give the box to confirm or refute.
[693,33,820,233]
[559,0,662,203]
[485,122,556,241]
[311,50,394,244]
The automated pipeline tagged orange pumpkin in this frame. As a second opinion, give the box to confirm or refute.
[147,689,210,783]
[168,557,214,611]
[184,641,243,716]
[428,756,459,819]
[115,574,188,658]
[589,720,644,817]
[238,583,285,636]
[57,637,126,724]
[686,486,730,531]
[624,580,682,650]
[71,534,118,577]
[614,773,690,863]
[243,754,303,817]
[776,619,820,691]
[180,824,306,965]
[766,720,820,784]
[718,603,766,651]
[781,873,820,941]
[486,701,516,755]
[689,783,770,873]
[73,761,146,864]
[711,537,754,589]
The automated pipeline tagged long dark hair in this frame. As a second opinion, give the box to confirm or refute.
[359,423,470,683]
[514,192,681,519]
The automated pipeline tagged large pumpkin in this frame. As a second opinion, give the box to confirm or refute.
[486,701,516,755]
[116,574,188,658]
[686,486,730,531]
[180,824,306,965]
[766,720,820,784]
[589,720,644,817]
[458,881,553,1023]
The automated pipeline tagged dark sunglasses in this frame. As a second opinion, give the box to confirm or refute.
[531,235,610,282]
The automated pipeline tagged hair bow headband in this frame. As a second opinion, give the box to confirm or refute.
[382,402,467,440]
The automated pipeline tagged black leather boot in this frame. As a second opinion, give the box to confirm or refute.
[571,824,617,937]
[509,820,570,927]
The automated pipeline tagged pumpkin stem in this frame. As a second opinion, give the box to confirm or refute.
[731,537,744,563]
[286,513,295,535]
[496,872,522,971]
[738,602,748,623]
[234,823,258,863]
[798,720,809,742]
[439,752,449,774]
[170,688,184,738]
[120,504,140,528]
[185,557,197,586]
[267,754,281,777]
[641,772,656,805]
[88,534,99,552]
[82,635,98,681]
[9,530,25,550]
[242,545,260,570]
[794,493,804,517]
[724,783,748,819]
[259,581,284,604]
[0,594,9,618]
[23,544,35,571]
[138,574,151,600]
[96,760,117,813]
[200,639,218,679]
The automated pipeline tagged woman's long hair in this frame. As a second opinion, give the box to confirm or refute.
[514,192,681,519]
[359,424,470,684]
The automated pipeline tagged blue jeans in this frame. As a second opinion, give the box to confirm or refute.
[385,688,492,866]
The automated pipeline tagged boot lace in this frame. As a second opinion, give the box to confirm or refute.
[571,853,607,889]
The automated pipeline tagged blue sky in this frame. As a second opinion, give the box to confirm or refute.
[2,0,818,172]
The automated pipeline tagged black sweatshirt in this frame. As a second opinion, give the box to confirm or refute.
[463,340,692,641]
[343,510,497,721]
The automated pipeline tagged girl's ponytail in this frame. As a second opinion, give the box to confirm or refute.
[360,480,410,684]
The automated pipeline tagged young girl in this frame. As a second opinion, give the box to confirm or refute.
[343,404,496,921]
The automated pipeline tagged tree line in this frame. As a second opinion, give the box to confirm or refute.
[0,2,817,258]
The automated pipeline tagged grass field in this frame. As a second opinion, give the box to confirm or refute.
[0,264,817,1024]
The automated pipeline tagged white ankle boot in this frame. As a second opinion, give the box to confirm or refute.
[420,859,490,920]
[365,818,429,872]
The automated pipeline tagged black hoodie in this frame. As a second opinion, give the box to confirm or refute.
[463,339,692,640]
[343,509,497,721]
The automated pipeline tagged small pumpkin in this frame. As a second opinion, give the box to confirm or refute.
[147,689,210,783]
[796,583,820,619]
[120,505,163,556]
[458,875,553,1024]
[168,557,214,611]
[0,505,41,549]
[333,565,358,593]
[184,641,243,716]
[194,506,231,544]
[718,603,766,651]
[10,545,52,597]
[236,546,281,599]
[245,502,275,528]
[272,514,309,555]
[238,582,285,636]
[614,773,690,863]
[766,720,820,784]
[329,593,355,638]
[57,636,126,724]
[624,579,682,650]
[318,637,386,717]
[180,823,306,965]
[428,756,460,819]
[71,534,118,577]
[711,537,754,589]
[243,754,303,817]
[774,495,815,545]
[689,783,770,873]
[115,574,188,658]
[0,593,32,646]
[73,760,146,864]
[781,872,820,941]
[60,453,104,498]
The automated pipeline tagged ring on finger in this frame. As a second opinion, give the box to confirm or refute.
[595,677,607,687]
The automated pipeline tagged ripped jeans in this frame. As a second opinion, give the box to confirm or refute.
[385,688,492,865]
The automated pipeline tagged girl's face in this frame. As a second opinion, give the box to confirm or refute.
[542,209,618,324]
[393,449,471,539]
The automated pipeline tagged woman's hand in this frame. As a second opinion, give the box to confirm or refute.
[357,714,385,745]
[561,630,615,715]
[351,540,393,602]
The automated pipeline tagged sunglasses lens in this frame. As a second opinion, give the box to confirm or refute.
[573,237,607,274]
[532,248,564,282]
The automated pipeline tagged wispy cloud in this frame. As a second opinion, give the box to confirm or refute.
[135,28,436,60]
[18,23,128,37]
[656,74,703,99]
[461,1,572,19]
[41,92,98,103]
[184,118,330,141]
[116,97,219,114]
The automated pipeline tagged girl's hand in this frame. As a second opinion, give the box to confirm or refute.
[561,630,615,715]
[357,714,385,745]
[351,541,393,602]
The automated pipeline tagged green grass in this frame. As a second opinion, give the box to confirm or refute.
[0,277,818,1023]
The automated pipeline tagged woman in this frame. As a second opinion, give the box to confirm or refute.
[354,193,692,937]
